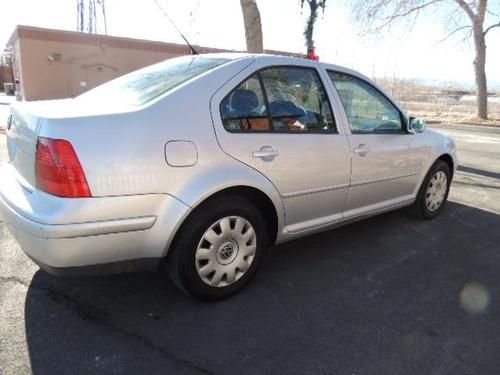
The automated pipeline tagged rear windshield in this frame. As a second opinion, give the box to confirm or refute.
[78,56,229,106]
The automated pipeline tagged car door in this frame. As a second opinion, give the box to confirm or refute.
[211,64,351,233]
[327,71,427,216]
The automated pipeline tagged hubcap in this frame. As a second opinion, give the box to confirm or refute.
[217,240,238,265]
[195,216,257,288]
[425,171,448,212]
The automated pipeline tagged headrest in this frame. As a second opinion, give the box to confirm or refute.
[231,89,259,113]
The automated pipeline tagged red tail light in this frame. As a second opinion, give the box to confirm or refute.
[35,137,91,198]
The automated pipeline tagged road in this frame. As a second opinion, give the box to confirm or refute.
[1,124,499,374]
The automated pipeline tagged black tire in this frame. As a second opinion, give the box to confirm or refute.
[411,160,451,219]
[166,195,268,301]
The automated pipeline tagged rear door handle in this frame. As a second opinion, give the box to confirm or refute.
[252,146,279,161]
[354,144,369,157]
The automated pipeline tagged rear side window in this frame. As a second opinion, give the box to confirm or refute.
[261,67,335,132]
[79,56,229,106]
[221,66,336,133]
[220,75,270,131]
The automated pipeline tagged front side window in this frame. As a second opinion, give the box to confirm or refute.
[221,66,336,133]
[328,71,403,134]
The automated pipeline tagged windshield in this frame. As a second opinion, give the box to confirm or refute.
[78,56,229,106]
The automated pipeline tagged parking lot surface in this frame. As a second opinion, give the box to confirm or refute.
[1,123,500,374]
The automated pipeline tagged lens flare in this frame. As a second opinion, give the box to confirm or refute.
[459,282,490,314]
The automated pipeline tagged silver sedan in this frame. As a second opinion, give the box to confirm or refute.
[0,53,457,300]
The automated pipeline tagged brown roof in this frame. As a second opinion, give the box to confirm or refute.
[7,25,226,54]
[7,25,303,57]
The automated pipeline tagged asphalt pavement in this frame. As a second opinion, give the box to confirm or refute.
[1,123,499,374]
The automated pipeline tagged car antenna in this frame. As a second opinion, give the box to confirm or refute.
[154,0,199,55]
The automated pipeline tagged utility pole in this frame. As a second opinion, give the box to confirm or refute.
[77,0,107,34]
[77,0,84,32]
[100,0,108,35]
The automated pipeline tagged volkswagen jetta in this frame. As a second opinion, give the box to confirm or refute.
[0,54,457,300]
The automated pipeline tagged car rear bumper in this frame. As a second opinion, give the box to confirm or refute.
[0,164,191,274]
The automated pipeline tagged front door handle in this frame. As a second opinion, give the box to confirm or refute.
[354,144,369,157]
[252,145,279,161]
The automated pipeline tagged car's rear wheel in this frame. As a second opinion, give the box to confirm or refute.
[166,195,268,301]
[411,160,451,219]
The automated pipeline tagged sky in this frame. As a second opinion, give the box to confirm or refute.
[1,0,499,88]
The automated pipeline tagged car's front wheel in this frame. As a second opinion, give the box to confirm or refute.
[166,195,268,301]
[411,160,452,219]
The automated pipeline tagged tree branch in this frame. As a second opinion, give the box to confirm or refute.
[486,8,499,17]
[484,21,500,35]
[453,25,474,45]
[454,0,475,22]
[374,0,445,30]
[439,24,472,41]
[390,0,443,18]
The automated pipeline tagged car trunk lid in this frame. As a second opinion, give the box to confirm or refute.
[6,103,41,188]
[5,98,137,190]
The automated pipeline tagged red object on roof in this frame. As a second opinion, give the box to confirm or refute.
[307,47,319,61]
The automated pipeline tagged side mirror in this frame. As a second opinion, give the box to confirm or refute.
[408,117,426,133]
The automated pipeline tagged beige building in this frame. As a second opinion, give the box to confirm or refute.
[6,25,226,100]
[6,25,301,101]
[0,65,14,90]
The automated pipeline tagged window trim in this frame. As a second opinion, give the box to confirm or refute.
[257,72,275,131]
[220,65,339,134]
[327,70,410,135]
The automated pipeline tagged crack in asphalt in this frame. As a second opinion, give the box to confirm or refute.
[0,275,31,287]
[0,276,213,375]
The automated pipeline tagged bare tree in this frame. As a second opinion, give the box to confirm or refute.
[240,0,264,53]
[355,0,500,119]
[301,0,327,58]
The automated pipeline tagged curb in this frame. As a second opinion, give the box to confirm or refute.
[428,122,500,130]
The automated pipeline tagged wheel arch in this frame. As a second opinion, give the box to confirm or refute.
[413,152,455,199]
[163,183,283,261]
[436,153,455,177]
[191,185,280,245]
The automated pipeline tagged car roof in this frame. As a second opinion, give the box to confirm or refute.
[198,52,371,82]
